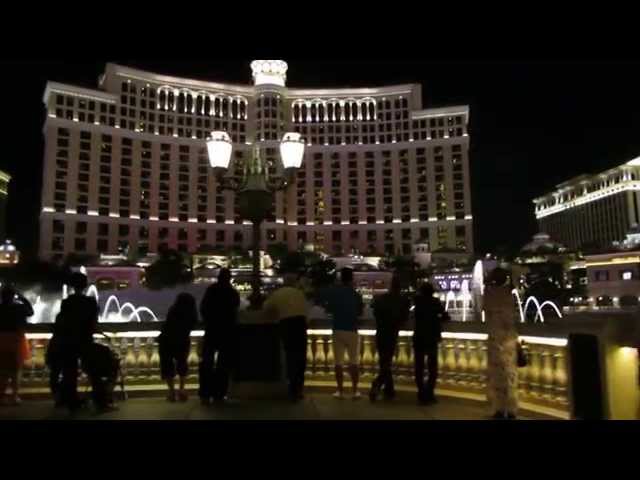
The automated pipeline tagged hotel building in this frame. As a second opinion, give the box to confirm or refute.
[533,157,640,250]
[39,61,473,260]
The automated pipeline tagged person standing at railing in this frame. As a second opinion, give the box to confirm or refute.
[315,267,364,400]
[263,272,308,403]
[51,272,101,412]
[369,274,410,402]
[484,267,519,420]
[158,293,198,403]
[0,285,33,406]
[199,268,240,405]
[413,282,449,405]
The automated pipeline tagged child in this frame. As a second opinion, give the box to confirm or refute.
[158,293,198,402]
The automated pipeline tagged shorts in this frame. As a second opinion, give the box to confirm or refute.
[333,330,360,367]
[159,341,190,380]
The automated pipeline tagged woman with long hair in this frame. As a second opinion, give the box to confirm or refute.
[484,268,519,419]
[158,293,199,402]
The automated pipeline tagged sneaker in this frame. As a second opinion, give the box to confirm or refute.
[506,412,517,420]
[491,411,507,420]
[178,391,188,403]
[200,397,211,406]
[332,391,344,400]
[166,392,177,403]
[9,396,21,406]
[352,391,362,401]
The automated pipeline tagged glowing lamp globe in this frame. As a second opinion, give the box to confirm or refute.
[207,131,233,170]
[280,133,305,170]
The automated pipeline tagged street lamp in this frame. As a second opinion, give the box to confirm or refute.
[207,132,305,308]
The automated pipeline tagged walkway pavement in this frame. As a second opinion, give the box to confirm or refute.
[0,390,557,421]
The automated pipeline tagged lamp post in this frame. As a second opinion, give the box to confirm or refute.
[207,132,305,309]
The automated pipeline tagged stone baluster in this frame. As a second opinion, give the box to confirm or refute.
[397,339,411,379]
[540,349,555,401]
[457,341,469,385]
[318,336,326,376]
[123,339,136,378]
[372,340,379,370]
[186,339,199,381]
[478,343,488,387]
[436,344,445,386]
[518,344,532,398]
[35,339,48,383]
[467,341,480,388]
[23,338,36,382]
[137,338,150,380]
[312,336,323,374]
[443,340,457,385]
[527,346,542,399]
[361,336,375,378]
[553,348,568,405]
[326,337,336,373]
[150,339,160,379]
[306,336,314,377]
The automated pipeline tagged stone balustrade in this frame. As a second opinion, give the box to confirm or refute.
[20,323,570,415]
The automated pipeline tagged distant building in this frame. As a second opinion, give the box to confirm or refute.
[39,61,473,261]
[583,227,640,305]
[0,170,10,242]
[533,156,640,250]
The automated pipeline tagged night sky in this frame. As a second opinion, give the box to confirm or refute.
[3,60,640,259]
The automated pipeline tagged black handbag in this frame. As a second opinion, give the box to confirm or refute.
[516,341,528,368]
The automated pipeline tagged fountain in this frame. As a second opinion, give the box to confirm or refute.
[512,289,563,323]
[26,284,159,324]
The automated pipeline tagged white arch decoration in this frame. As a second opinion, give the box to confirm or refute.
[155,87,244,119]
[292,97,377,123]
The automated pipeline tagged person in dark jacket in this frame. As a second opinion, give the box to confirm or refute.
[199,268,240,405]
[369,275,410,402]
[413,282,449,405]
[0,285,33,405]
[158,293,198,403]
[51,272,101,412]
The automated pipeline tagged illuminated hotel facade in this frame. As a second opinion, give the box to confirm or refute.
[39,61,473,261]
[533,157,640,250]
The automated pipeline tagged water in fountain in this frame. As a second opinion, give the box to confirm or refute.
[26,284,160,324]
[511,289,563,323]
[442,280,473,322]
